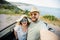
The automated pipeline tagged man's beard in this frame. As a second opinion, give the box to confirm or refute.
[31,18,38,22]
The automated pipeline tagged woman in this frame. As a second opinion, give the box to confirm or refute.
[14,15,30,40]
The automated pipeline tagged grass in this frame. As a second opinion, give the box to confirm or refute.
[40,16,60,27]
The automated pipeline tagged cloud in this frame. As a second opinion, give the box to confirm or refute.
[6,0,60,8]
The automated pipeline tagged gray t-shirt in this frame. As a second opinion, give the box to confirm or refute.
[27,20,48,40]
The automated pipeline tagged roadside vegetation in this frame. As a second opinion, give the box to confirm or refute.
[42,15,60,27]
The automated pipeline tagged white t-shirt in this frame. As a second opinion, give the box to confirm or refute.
[14,25,27,40]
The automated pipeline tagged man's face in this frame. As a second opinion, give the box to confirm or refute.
[30,11,39,22]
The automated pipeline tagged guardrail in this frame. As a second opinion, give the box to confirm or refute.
[0,22,17,38]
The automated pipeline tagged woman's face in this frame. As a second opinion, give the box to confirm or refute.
[21,17,28,26]
[21,21,27,26]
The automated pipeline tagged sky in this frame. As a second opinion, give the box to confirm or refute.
[5,0,60,8]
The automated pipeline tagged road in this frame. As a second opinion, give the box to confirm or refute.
[0,14,21,31]
[48,24,60,37]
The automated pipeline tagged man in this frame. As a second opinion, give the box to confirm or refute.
[27,7,48,40]
[27,7,59,40]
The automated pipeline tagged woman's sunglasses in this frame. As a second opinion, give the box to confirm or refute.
[20,18,28,23]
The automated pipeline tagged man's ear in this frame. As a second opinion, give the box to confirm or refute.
[40,30,59,40]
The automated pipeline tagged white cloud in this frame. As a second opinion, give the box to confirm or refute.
[6,0,60,8]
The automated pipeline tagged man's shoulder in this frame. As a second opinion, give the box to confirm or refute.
[37,20,49,30]
[37,20,44,24]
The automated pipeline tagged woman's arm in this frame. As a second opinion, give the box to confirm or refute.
[14,30,18,40]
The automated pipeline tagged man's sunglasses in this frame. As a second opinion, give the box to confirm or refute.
[30,13,37,16]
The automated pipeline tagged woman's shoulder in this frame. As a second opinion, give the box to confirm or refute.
[14,24,21,32]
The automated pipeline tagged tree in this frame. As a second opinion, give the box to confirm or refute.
[24,10,29,15]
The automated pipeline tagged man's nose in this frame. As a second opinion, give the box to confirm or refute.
[32,14,35,17]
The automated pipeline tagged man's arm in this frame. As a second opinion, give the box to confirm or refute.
[40,30,59,40]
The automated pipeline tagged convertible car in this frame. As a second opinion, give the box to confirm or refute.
[0,22,55,40]
[0,22,17,40]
